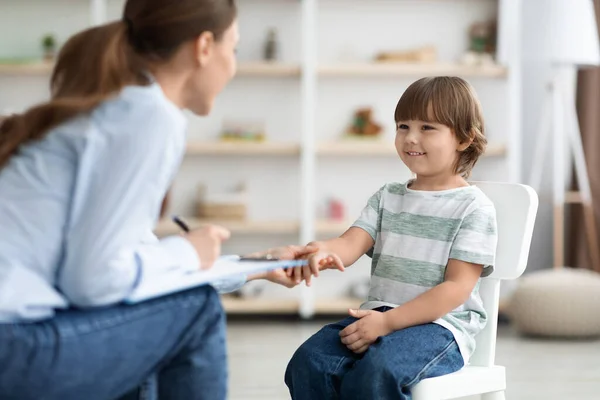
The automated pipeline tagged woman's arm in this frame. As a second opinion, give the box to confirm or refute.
[57,104,205,307]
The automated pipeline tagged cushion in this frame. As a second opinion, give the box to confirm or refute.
[508,268,600,337]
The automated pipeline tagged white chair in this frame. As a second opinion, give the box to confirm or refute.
[412,182,539,400]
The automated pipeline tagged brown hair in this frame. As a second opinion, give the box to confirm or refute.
[394,76,486,178]
[0,0,237,168]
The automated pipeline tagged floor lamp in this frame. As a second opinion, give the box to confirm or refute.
[529,0,600,272]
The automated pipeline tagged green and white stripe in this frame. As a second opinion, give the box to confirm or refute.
[353,181,498,364]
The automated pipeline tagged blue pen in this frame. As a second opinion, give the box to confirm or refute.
[172,215,190,233]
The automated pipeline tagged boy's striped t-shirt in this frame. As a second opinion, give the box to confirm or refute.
[352,181,498,363]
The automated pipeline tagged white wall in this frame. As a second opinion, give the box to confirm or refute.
[520,0,554,272]
[0,0,556,294]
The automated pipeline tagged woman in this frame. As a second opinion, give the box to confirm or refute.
[0,1,309,399]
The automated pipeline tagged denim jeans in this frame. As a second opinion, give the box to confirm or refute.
[0,285,226,400]
[285,307,464,400]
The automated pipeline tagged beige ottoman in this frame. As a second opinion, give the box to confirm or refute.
[509,268,600,337]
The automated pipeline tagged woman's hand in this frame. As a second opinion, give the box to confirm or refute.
[263,268,298,288]
[246,244,319,287]
[183,225,231,270]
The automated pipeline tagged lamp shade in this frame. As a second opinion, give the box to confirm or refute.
[550,0,600,66]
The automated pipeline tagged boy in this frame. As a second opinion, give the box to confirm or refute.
[285,76,498,400]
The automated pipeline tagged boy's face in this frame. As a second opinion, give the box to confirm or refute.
[395,119,463,179]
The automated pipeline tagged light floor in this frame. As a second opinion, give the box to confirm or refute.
[227,318,600,400]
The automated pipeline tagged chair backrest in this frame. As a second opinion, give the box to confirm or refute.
[475,182,539,280]
[468,182,539,366]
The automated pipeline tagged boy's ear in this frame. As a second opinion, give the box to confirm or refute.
[457,136,474,152]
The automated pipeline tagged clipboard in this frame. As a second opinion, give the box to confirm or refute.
[125,255,308,304]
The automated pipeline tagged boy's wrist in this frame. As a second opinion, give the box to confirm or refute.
[384,307,406,332]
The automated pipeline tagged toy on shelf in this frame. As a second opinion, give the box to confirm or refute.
[196,183,248,220]
[346,107,382,138]
[220,119,266,142]
[374,45,437,63]
[42,34,57,61]
[263,28,278,61]
[460,20,497,67]
[328,198,345,221]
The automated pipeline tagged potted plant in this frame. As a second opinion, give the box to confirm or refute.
[42,34,57,61]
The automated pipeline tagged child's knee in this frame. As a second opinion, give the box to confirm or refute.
[358,348,409,384]
[286,340,314,374]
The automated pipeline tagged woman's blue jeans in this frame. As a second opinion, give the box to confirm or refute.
[0,285,226,400]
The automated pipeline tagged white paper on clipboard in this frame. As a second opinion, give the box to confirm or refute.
[125,255,307,304]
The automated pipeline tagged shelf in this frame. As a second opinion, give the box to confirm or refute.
[314,297,363,314]
[154,218,351,236]
[186,141,506,158]
[318,62,508,78]
[0,61,301,77]
[0,61,53,75]
[318,141,507,157]
[186,141,300,156]
[236,62,301,77]
[0,62,505,79]
[316,219,349,234]
[154,218,300,236]
[220,296,362,315]
[318,140,398,156]
[221,296,300,315]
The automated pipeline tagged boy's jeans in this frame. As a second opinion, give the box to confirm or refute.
[285,307,464,400]
[0,285,226,400]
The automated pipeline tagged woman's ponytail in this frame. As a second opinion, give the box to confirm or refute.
[0,21,147,168]
[0,0,237,169]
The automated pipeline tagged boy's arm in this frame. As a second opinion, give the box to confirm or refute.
[340,259,483,353]
[310,226,375,267]
[384,259,483,331]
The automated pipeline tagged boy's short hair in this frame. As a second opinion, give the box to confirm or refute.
[394,76,486,178]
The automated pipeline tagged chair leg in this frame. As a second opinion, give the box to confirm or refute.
[481,391,506,400]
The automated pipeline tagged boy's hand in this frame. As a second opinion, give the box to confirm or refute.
[286,251,345,286]
[339,309,393,354]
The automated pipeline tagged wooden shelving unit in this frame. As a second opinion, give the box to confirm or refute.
[0,0,522,319]
[186,141,300,156]
[318,62,508,78]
